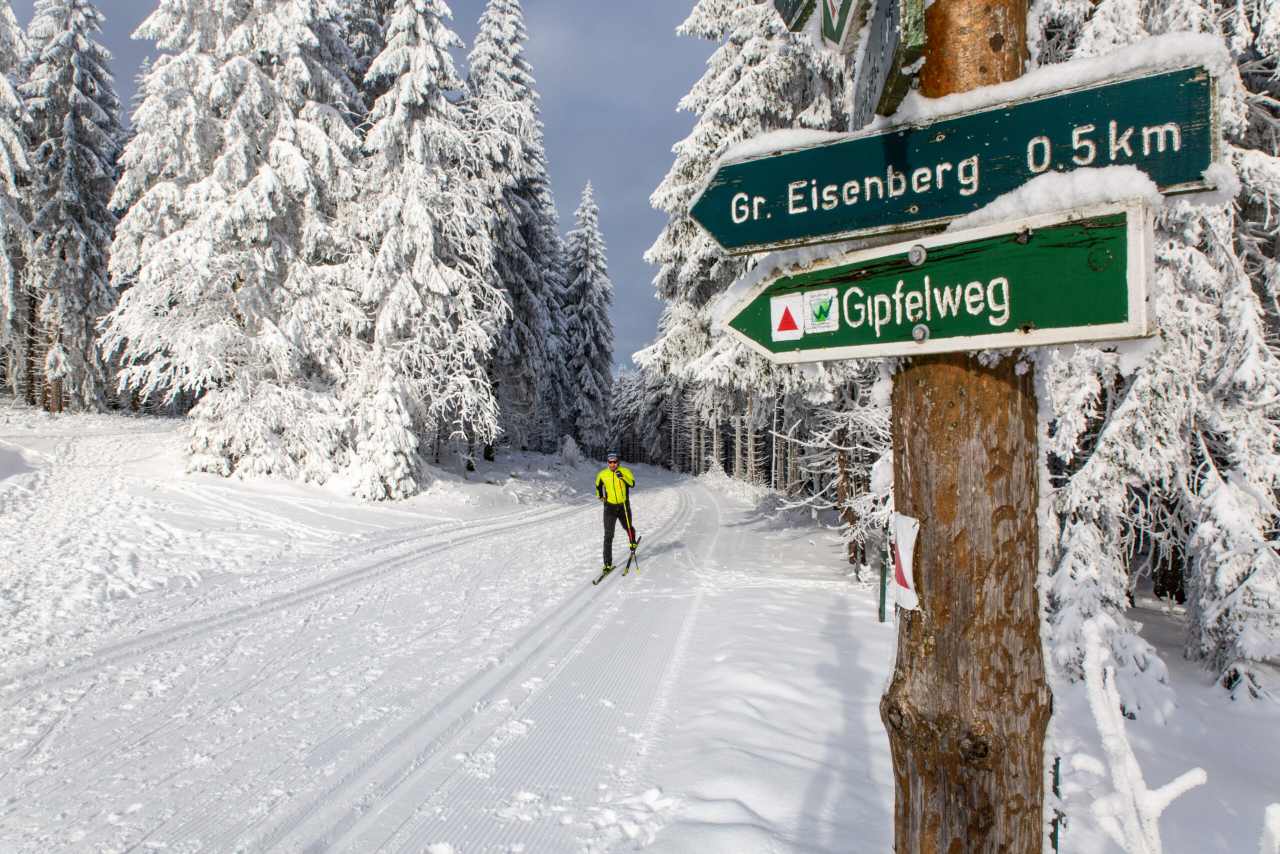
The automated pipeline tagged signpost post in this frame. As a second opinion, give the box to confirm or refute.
[877,1,1050,851]
[691,64,1218,253]
[723,201,1153,362]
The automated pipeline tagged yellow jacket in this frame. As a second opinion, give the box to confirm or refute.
[595,466,635,504]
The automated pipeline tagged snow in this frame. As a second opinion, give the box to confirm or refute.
[0,404,1276,852]
[890,33,1231,128]
[947,166,1161,231]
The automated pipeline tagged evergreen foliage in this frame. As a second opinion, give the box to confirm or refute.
[563,182,613,454]
[464,0,555,450]
[102,0,365,480]
[21,0,123,412]
[638,0,851,465]
[1032,0,1280,703]
[0,0,28,397]
[347,0,507,499]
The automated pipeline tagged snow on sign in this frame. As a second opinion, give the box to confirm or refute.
[725,200,1154,363]
[692,64,1218,254]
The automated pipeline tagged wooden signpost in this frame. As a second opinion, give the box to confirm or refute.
[851,0,926,128]
[708,1,1224,850]
[692,64,1218,254]
[723,201,1153,362]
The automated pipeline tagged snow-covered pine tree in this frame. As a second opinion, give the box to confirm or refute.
[0,0,28,398]
[103,0,364,481]
[347,0,506,499]
[608,367,645,463]
[21,0,123,412]
[464,0,555,451]
[639,0,851,472]
[563,182,613,456]
[1031,0,1280,703]
[338,0,392,115]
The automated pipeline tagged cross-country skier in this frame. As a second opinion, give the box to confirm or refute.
[595,451,637,576]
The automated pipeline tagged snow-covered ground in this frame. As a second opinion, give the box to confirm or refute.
[0,404,1275,853]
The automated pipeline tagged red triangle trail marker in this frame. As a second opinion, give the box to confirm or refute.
[777,306,799,333]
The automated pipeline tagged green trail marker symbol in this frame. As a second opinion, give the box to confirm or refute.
[822,0,869,53]
[723,200,1153,363]
[693,65,1218,254]
[774,0,817,31]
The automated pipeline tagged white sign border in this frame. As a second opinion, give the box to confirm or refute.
[723,199,1155,364]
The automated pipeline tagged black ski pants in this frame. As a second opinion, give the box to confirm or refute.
[602,500,636,566]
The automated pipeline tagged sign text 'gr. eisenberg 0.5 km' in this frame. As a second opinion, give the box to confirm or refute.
[723,200,1154,363]
[693,65,1217,254]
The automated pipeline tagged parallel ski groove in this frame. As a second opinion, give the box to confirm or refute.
[258,489,693,853]
[1,500,591,699]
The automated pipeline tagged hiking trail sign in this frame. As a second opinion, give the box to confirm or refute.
[774,0,816,31]
[822,0,868,53]
[723,200,1153,363]
[692,65,1218,254]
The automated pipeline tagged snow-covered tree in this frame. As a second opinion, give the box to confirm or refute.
[640,0,851,466]
[21,0,122,412]
[464,0,556,451]
[102,0,364,480]
[0,0,28,397]
[1031,0,1280,703]
[563,182,613,454]
[337,0,391,119]
[345,0,506,499]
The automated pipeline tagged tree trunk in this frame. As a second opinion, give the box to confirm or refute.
[879,2,1052,852]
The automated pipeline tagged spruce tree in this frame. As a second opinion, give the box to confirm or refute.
[21,0,122,412]
[1031,0,1280,703]
[563,182,613,455]
[346,0,506,499]
[640,0,849,463]
[102,0,364,481]
[465,0,553,451]
[0,0,28,397]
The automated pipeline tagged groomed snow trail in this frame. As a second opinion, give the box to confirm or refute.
[0,456,733,853]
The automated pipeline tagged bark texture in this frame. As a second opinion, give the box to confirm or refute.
[880,4,1052,850]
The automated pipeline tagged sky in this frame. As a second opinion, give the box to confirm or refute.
[12,1,713,372]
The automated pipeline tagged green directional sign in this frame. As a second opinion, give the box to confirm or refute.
[774,0,816,31]
[822,0,869,53]
[724,201,1153,363]
[693,65,1217,254]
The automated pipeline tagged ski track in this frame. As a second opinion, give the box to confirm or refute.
[0,479,708,854]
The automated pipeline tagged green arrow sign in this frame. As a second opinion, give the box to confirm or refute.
[822,0,869,52]
[774,0,816,31]
[724,201,1153,363]
[693,65,1217,254]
